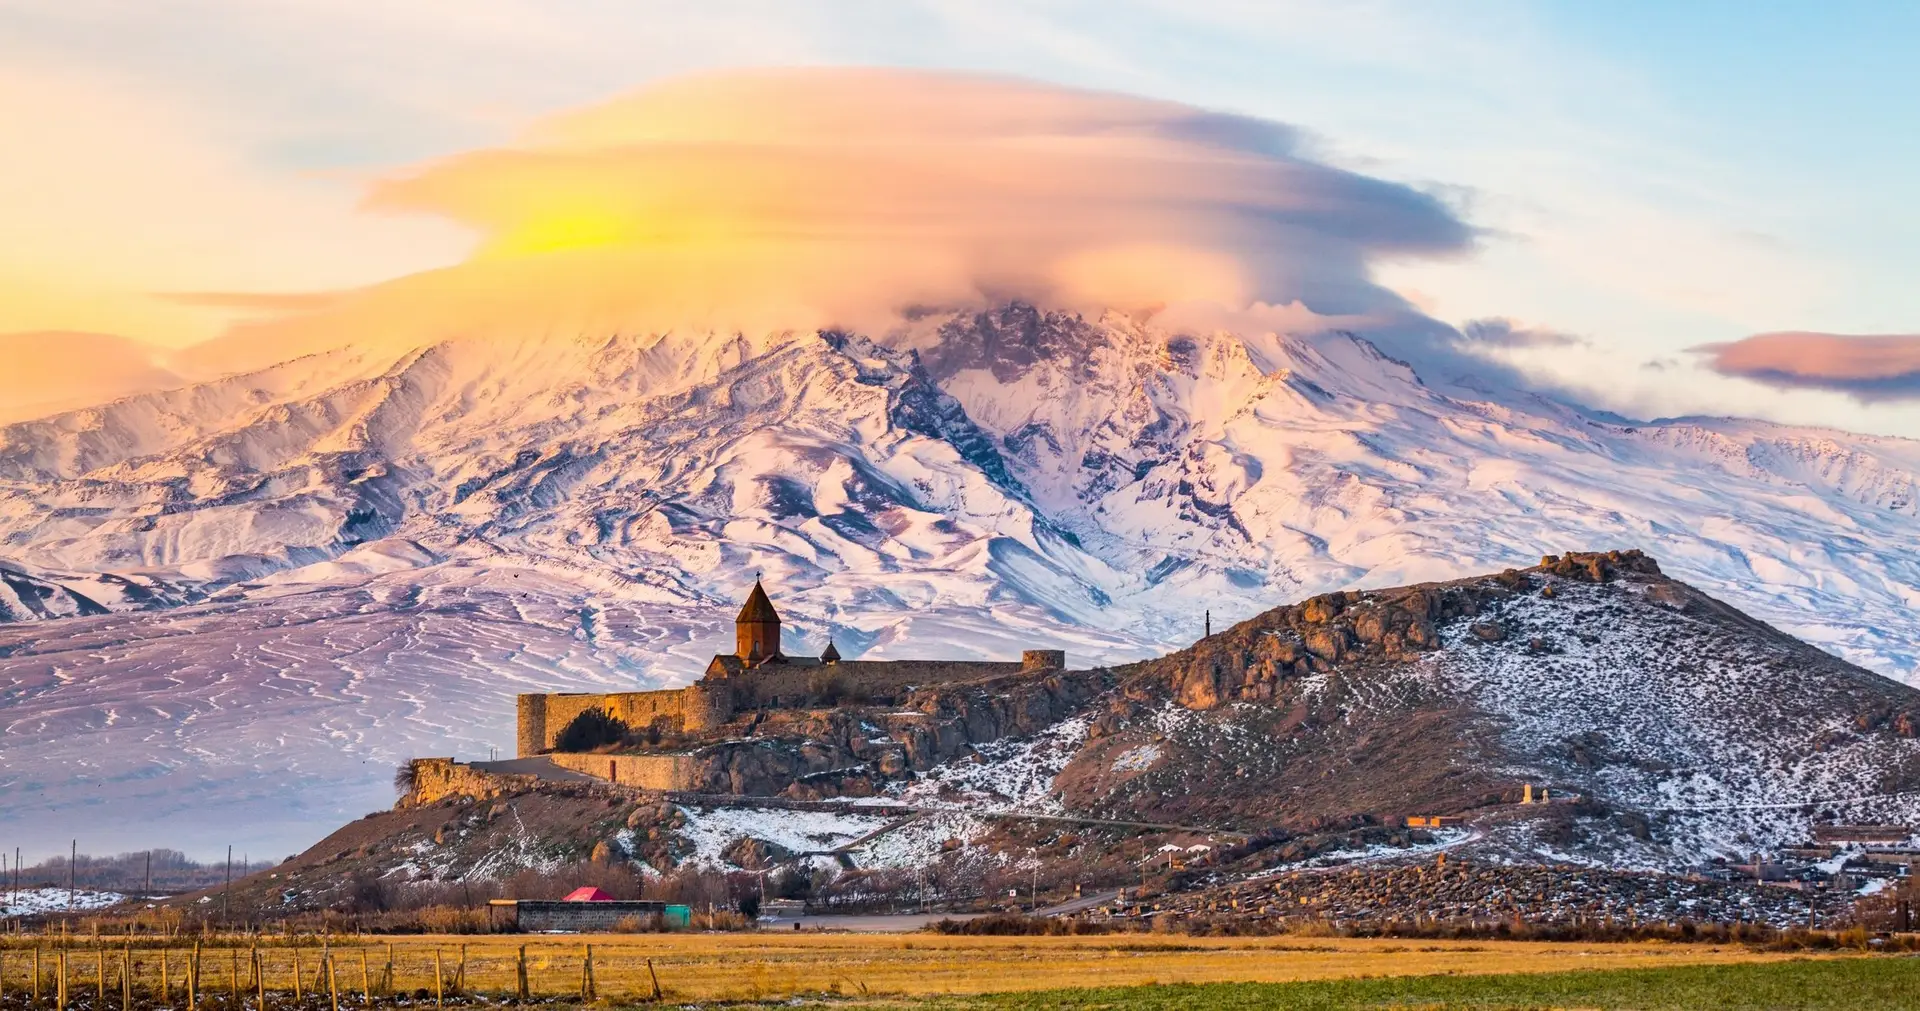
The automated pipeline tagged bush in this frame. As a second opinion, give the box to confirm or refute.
[555,708,630,751]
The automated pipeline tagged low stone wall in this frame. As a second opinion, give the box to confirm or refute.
[404,758,533,807]
[547,751,701,790]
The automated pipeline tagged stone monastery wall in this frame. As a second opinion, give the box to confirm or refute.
[517,685,733,756]
[516,649,1069,759]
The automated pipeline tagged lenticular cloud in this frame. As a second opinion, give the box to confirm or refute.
[1695,331,1920,402]
[186,68,1472,373]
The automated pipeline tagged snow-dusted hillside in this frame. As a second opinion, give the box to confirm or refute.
[1,304,1917,857]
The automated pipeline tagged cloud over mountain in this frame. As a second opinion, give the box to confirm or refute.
[1694,331,1920,402]
[182,68,1473,375]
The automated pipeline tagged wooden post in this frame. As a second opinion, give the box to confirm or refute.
[161,949,170,1004]
[255,950,265,1011]
[33,947,41,1003]
[57,950,67,1011]
[326,955,339,1011]
[96,947,105,1007]
[190,941,200,1011]
[515,945,527,1002]
[294,951,304,1002]
[359,952,371,1004]
[456,946,466,996]
[646,958,662,1002]
[231,947,241,1007]
[120,947,130,1011]
[578,944,590,1000]
[384,943,394,997]
[433,949,444,1009]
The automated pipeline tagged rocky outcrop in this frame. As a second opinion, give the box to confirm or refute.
[1137,550,1662,711]
[656,666,1114,800]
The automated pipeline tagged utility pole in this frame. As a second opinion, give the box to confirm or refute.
[144,852,152,896]
[223,846,233,924]
[68,840,76,910]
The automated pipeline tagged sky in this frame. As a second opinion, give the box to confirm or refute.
[1,1,1917,434]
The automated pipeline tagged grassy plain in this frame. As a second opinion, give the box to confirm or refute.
[0,933,1878,1005]
[891,957,1920,1009]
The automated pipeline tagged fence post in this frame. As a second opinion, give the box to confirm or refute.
[384,942,394,996]
[255,949,266,1011]
[96,946,105,1007]
[359,951,371,1004]
[161,949,169,1004]
[516,945,528,1001]
[33,947,41,1003]
[456,945,466,996]
[434,949,444,1009]
[231,947,240,1007]
[189,940,200,1011]
[120,946,130,1011]
[647,958,662,1002]
[326,954,339,1011]
[57,950,67,1011]
[293,951,303,1002]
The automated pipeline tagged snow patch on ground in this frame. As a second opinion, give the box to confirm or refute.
[675,806,895,867]
[2,888,123,916]
[891,716,1090,813]
[1110,744,1161,773]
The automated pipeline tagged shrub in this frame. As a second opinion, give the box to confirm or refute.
[555,708,630,751]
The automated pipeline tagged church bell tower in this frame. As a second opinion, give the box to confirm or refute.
[735,578,781,664]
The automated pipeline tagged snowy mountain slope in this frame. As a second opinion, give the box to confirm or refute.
[0,304,1917,858]
[901,305,1920,671]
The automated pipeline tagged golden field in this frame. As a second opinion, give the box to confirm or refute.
[0,933,1869,1005]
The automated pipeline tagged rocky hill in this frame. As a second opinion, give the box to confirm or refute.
[178,550,1920,926]
[3,305,1919,858]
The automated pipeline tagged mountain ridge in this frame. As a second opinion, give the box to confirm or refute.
[1,303,1917,856]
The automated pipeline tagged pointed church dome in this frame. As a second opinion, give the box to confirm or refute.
[821,638,841,663]
[736,579,779,624]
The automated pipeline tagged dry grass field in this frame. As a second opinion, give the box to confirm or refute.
[0,933,1876,1006]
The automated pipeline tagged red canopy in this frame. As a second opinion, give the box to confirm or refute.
[562,887,614,902]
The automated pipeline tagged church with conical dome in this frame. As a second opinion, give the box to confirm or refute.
[515,578,1065,759]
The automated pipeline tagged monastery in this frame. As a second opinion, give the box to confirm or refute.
[516,580,1065,757]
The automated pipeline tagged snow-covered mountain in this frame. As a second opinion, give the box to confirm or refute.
[1,303,1917,857]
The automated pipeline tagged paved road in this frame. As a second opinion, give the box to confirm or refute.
[1036,888,1123,916]
[470,757,599,782]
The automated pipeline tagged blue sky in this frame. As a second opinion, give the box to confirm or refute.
[1,0,1915,433]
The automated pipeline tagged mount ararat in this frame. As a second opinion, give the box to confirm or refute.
[1,303,1917,857]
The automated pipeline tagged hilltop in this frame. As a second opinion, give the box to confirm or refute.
[174,550,1920,927]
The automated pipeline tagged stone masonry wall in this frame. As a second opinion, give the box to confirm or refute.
[404,758,535,807]
[518,687,720,756]
[546,751,701,790]
[725,660,1028,707]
